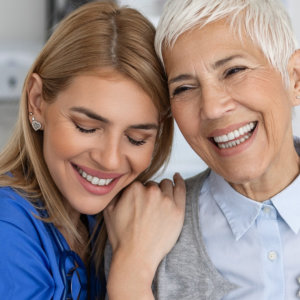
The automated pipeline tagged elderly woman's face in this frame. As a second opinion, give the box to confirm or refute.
[164,20,299,186]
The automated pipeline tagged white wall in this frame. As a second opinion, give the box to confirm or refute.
[285,0,300,44]
[0,0,46,45]
[0,0,46,100]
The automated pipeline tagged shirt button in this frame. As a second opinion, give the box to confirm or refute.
[263,206,271,214]
[268,251,277,261]
[297,289,300,298]
[297,276,300,285]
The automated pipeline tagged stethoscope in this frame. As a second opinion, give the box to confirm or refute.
[44,215,88,300]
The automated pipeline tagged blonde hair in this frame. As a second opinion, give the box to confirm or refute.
[0,0,172,282]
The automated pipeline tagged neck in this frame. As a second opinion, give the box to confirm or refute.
[231,145,300,202]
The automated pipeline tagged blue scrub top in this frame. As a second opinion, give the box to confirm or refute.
[0,186,103,299]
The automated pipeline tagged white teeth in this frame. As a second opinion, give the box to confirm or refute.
[220,133,250,149]
[77,167,114,186]
[92,177,99,185]
[213,122,256,146]
[99,179,106,185]
[234,130,239,138]
[213,121,256,150]
[228,132,235,140]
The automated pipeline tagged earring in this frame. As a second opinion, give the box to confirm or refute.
[29,112,42,131]
[296,96,300,100]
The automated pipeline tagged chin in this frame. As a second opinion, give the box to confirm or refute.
[219,165,265,186]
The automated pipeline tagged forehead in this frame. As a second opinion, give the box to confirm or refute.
[50,71,159,122]
[163,20,267,74]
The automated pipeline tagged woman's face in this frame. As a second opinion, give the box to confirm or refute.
[39,71,158,216]
[164,20,299,189]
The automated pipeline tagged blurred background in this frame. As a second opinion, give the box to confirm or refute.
[0,0,300,180]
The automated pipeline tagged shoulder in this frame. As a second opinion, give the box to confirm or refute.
[0,185,46,241]
[185,168,211,197]
[0,185,39,222]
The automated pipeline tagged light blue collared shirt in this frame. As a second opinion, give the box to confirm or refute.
[199,170,300,299]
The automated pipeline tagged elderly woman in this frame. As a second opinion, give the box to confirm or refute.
[150,0,300,299]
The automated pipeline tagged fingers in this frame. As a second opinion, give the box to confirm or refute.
[104,195,119,217]
[173,173,186,210]
[146,174,186,207]
[104,194,121,230]
[159,178,174,197]
[145,180,159,187]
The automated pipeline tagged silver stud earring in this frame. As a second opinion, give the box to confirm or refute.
[296,96,300,100]
[29,112,42,131]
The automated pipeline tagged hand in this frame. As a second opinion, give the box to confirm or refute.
[104,173,186,300]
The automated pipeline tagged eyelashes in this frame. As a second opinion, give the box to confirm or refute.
[75,124,146,146]
[172,85,194,97]
[224,66,247,78]
[170,66,248,98]
[75,124,96,134]
[126,135,146,146]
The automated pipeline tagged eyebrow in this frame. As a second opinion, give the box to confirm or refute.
[168,74,194,85]
[168,55,244,85]
[71,107,109,123]
[70,106,158,130]
[212,55,243,69]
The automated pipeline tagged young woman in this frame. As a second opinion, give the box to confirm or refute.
[0,2,185,299]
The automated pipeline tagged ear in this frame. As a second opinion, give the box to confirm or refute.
[27,73,46,125]
[288,49,300,106]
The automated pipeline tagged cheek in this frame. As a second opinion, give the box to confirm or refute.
[130,144,155,174]
[172,101,201,139]
[43,125,81,164]
[226,69,286,109]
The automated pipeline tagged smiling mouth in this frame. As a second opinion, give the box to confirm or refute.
[75,166,115,186]
[210,121,258,149]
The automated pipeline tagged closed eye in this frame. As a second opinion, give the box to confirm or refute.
[171,85,195,97]
[75,123,96,134]
[224,66,247,78]
[126,135,146,146]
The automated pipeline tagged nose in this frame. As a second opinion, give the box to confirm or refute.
[200,84,236,120]
[90,133,122,171]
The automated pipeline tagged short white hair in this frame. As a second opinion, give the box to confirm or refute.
[155,0,298,86]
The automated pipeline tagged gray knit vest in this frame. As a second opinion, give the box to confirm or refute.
[152,169,236,300]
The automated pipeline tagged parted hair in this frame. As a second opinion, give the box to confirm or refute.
[0,0,173,282]
[155,0,298,86]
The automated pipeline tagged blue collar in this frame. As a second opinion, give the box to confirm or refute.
[209,170,300,240]
[271,174,300,234]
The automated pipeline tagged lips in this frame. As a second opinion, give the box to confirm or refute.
[210,121,258,149]
[72,163,123,195]
[77,167,114,186]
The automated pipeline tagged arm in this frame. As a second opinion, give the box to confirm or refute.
[104,173,186,300]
